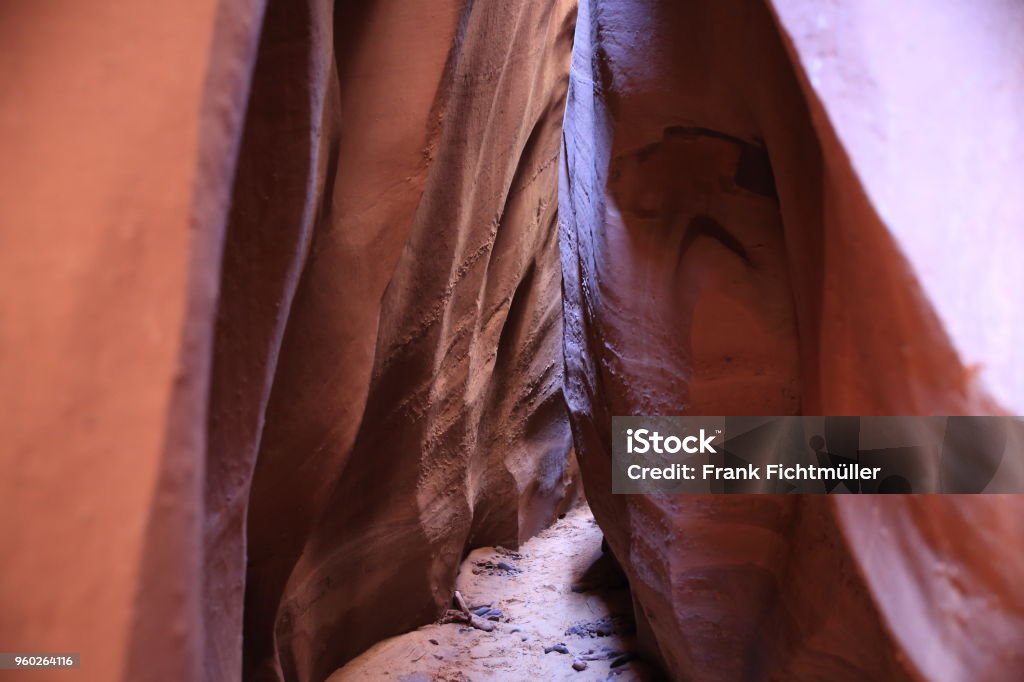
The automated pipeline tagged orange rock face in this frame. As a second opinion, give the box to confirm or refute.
[0,2,260,680]
[1,1,577,680]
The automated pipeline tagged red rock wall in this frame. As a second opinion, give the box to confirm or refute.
[561,0,1024,679]
[0,1,577,680]
[5,0,1024,680]
[236,0,579,679]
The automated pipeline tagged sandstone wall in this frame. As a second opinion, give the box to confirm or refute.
[236,0,579,679]
[0,1,578,680]
[4,0,1024,680]
[0,1,263,680]
[560,0,1024,680]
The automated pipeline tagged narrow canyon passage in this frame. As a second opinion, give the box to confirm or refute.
[2,1,1024,682]
[329,502,661,681]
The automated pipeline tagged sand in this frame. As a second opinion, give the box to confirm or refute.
[328,503,663,681]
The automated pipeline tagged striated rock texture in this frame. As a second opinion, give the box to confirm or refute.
[4,0,1024,681]
[1,1,577,681]
[561,0,1024,680]
[236,0,579,679]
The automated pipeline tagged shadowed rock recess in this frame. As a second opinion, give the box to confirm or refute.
[1,0,1023,681]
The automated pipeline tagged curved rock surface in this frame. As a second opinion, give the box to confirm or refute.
[561,0,1024,680]
[237,1,579,679]
[1,1,577,680]
[3,0,1024,681]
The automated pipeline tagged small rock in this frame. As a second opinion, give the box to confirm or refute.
[544,643,570,655]
[610,652,639,668]
[439,608,467,625]
[572,658,588,671]
[469,615,495,632]
[565,616,634,639]
[497,560,517,572]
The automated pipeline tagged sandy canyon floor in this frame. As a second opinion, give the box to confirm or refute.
[328,504,664,681]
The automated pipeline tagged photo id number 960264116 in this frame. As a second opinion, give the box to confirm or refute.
[0,653,80,669]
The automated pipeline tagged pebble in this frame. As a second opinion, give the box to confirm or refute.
[544,643,570,655]
[497,560,518,572]
[476,607,503,621]
[469,615,495,632]
[572,657,588,671]
[610,652,639,668]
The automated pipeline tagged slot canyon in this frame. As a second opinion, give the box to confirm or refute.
[1,1,1023,681]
